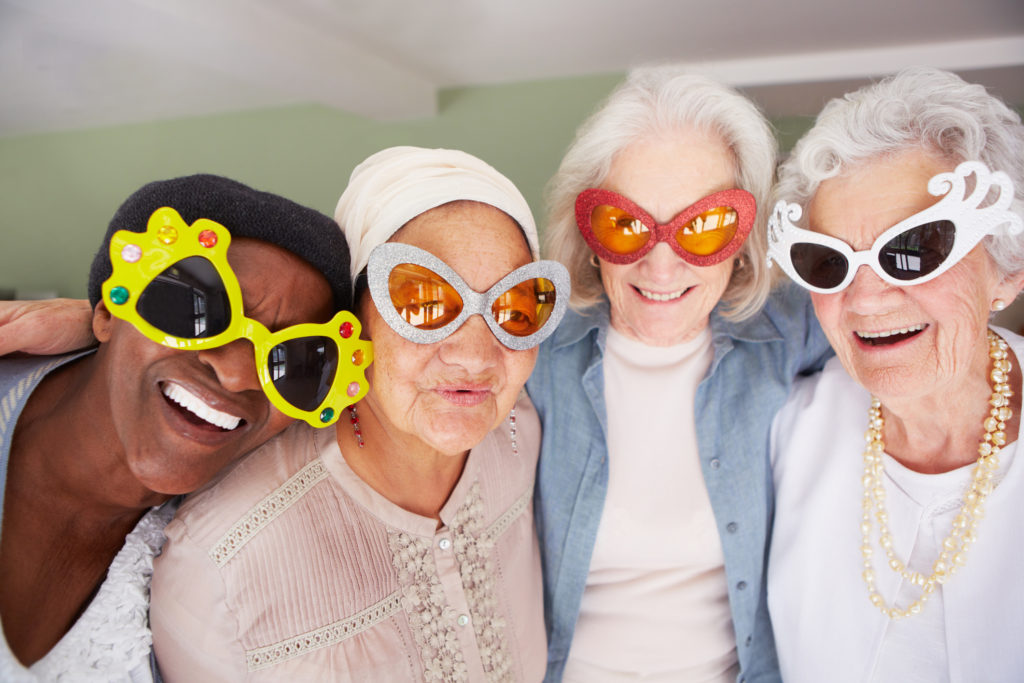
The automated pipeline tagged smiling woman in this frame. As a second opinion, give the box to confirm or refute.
[767,66,1024,681]
[149,147,569,681]
[0,174,357,682]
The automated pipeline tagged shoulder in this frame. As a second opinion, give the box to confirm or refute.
[166,421,326,551]
[0,349,92,394]
[771,357,867,469]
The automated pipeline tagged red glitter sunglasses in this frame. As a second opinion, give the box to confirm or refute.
[575,188,756,266]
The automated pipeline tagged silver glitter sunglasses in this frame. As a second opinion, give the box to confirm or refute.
[367,242,570,350]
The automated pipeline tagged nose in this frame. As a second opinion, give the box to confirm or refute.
[436,314,503,375]
[637,242,685,282]
[196,339,262,395]
[844,263,901,314]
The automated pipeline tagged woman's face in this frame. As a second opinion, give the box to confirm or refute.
[807,149,1021,403]
[597,127,738,346]
[359,201,538,456]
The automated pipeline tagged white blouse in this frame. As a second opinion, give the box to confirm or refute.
[769,329,1024,682]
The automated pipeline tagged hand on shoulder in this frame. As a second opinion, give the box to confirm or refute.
[0,298,95,356]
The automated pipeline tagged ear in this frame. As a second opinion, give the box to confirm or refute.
[92,301,114,343]
[997,269,1024,305]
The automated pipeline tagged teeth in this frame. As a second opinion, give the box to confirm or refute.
[163,382,242,430]
[856,324,925,339]
[638,287,688,302]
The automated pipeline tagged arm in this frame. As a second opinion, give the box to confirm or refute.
[0,299,95,356]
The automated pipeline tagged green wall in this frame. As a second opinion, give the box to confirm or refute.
[1,73,811,298]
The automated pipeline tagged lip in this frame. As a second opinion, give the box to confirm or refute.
[157,380,252,446]
[633,284,694,303]
[434,384,493,407]
[853,323,928,349]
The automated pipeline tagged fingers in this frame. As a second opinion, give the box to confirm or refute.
[0,298,96,356]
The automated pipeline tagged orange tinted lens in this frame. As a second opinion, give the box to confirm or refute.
[491,278,557,337]
[676,206,739,256]
[591,204,650,255]
[388,263,463,330]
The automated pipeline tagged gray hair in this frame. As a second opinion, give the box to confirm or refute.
[774,66,1024,277]
[544,64,778,319]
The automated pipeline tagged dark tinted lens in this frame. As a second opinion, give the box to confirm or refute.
[137,256,231,338]
[267,337,339,411]
[878,220,955,281]
[790,243,849,290]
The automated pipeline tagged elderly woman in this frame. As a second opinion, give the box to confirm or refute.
[149,147,569,681]
[529,64,831,681]
[767,67,1024,680]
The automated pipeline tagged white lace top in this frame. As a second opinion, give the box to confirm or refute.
[0,503,176,683]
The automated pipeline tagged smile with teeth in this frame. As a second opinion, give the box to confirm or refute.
[855,323,926,345]
[163,382,242,431]
[637,286,689,302]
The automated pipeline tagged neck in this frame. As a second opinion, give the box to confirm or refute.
[12,354,171,515]
[336,401,468,523]
[878,331,1021,474]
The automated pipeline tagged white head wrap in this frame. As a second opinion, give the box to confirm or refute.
[335,146,539,279]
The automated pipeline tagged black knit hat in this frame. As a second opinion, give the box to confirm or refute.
[87,174,351,310]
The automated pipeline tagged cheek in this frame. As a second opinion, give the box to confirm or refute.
[503,347,538,392]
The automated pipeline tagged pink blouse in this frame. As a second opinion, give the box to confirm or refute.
[150,396,545,682]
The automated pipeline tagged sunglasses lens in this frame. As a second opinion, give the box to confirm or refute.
[591,204,650,255]
[492,278,557,337]
[137,256,231,338]
[878,220,956,281]
[267,337,339,412]
[790,243,849,290]
[676,207,740,256]
[388,263,463,330]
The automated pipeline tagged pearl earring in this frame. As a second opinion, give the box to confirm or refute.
[992,299,1007,312]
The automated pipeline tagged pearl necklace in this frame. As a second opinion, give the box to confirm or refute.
[860,329,1012,619]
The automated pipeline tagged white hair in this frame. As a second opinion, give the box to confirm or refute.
[544,63,778,319]
[774,66,1024,277]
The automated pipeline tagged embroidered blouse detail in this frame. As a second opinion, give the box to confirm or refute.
[452,482,515,682]
[389,530,469,682]
[210,459,328,567]
[246,593,403,671]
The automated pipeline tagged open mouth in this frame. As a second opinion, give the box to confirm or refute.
[855,324,927,346]
[636,285,692,302]
[162,382,243,431]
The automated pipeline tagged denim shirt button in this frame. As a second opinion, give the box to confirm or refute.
[737,580,748,590]
[710,458,721,470]
[745,635,753,646]
[726,522,738,533]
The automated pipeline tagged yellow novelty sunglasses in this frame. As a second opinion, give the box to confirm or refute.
[101,207,372,427]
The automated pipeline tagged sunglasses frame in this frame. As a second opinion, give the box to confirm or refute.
[575,187,756,266]
[367,242,570,350]
[102,207,373,426]
[767,161,1023,294]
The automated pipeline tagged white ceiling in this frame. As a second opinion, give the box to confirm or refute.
[2,0,1023,137]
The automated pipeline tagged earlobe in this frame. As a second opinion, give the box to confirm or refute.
[997,270,1024,307]
[93,301,114,342]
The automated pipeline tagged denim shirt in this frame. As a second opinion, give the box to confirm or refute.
[526,282,830,683]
